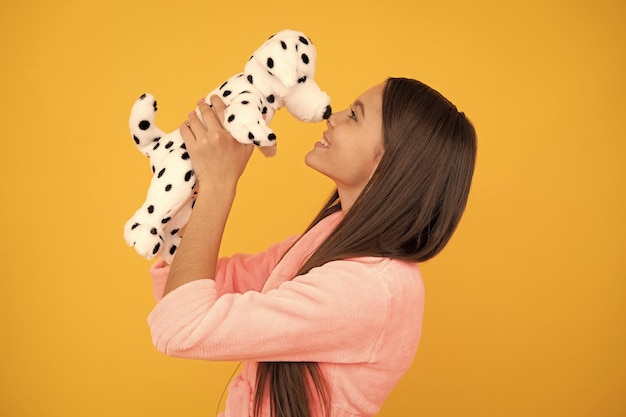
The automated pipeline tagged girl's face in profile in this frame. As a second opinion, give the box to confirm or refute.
[305,82,385,195]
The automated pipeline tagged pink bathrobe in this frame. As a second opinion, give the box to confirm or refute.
[148,211,425,416]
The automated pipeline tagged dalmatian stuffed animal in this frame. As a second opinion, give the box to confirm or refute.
[124,29,332,263]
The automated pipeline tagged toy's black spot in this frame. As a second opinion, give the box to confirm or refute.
[165,184,172,192]
[323,105,332,120]
[161,217,171,224]
[158,168,166,178]
[165,141,174,149]
[151,165,155,173]
[267,57,274,68]
[248,132,255,140]
[219,81,227,89]
[139,120,150,130]
[298,76,307,83]
[247,74,253,84]
[133,135,139,145]
[192,199,196,208]
[169,245,177,255]
[152,242,160,255]
[301,54,309,64]
[268,133,276,141]
[228,114,235,123]
[153,137,161,142]
[148,205,154,214]
[267,95,275,103]
[268,70,274,77]
[170,229,179,236]
[299,36,309,45]
[242,100,249,105]
[153,100,158,111]
[150,228,157,235]
[139,93,146,99]
[180,143,186,150]
[223,90,232,97]
[182,152,190,160]
[153,142,160,151]
[131,223,139,230]
[262,106,268,114]
[184,170,193,182]
[253,140,260,146]
[280,41,287,49]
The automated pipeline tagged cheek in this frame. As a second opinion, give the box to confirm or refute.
[339,148,380,184]
[353,137,383,170]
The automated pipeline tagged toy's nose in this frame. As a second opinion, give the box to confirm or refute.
[322,105,332,120]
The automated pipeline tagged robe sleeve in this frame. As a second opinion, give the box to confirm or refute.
[148,258,424,365]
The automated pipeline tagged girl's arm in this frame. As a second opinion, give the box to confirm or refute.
[149,258,424,365]
[163,96,253,296]
[150,234,300,302]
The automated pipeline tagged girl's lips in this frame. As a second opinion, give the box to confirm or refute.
[319,133,331,147]
[314,141,329,148]
[314,132,331,149]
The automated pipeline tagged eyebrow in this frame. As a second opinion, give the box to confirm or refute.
[354,100,365,119]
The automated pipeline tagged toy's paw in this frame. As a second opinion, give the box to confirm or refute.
[124,221,164,259]
[222,94,278,148]
[235,122,277,148]
[225,114,277,148]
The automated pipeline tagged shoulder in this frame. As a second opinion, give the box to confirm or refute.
[292,257,424,319]
[316,258,425,364]
[316,257,423,296]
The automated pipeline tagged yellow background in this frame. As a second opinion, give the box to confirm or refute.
[1,0,624,415]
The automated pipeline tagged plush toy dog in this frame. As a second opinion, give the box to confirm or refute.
[124,29,332,263]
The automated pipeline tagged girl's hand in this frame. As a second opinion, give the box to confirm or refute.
[179,95,254,190]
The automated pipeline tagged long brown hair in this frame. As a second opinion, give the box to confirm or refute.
[254,77,477,417]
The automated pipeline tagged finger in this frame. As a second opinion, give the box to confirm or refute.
[209,95,227,119]
[196,98,224,132]
[187,109,209,135]
[179,120,196,143]
[207,95,227,128]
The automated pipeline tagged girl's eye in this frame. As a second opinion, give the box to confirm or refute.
[349,108,357,121]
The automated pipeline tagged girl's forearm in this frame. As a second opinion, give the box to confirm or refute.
[163,181,237,296]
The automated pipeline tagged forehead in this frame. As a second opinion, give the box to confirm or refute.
[356,83,384,118]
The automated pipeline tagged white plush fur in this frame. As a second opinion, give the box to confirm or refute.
[124,29,332,263]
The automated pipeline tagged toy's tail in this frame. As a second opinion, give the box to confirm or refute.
[129,93,165,154]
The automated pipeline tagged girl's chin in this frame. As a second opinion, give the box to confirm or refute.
[304,152,328,175]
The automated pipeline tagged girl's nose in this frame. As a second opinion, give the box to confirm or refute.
[327,113,336,128]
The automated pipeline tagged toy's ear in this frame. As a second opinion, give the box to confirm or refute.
[251,31,316,88]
